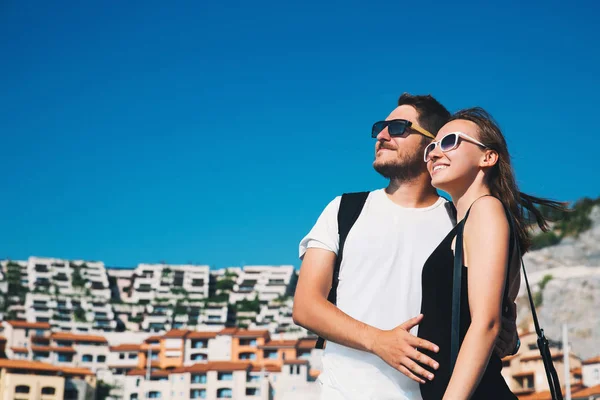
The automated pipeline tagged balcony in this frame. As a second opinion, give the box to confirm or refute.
[34,264,50,273]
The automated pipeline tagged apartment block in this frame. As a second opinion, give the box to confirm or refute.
[582,356,600,388]
[2,257,117,332]
[0,359,96,400]
[501,331,582,396]
[229,266,297,304]
[129,263,210,304]
[2,320,51,360]
[124,361,271,400]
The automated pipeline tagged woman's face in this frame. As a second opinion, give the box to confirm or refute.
[426,119,488,193]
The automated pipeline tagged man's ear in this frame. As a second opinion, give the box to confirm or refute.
[481,149,499,168]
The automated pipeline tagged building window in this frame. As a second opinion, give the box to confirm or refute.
[192,340,207,349]
[119,353,126,359]
[130,395,138,400]
[82,354,93,362]
[192,353,207,361]
[239,339,257,346]
[288,365,301,375]
[15,385,30,393]
[264,350,278,360]
[216,388,233,398]
[239,352,256,360]
[594,368,600,381]
[129,353,138,359]
[136,378,141,387]
[58,353,74,362]
[218,372,233,381]
[246,388,260,396]
[41,387,56,395]
[247,373,260,382]
[191,373,207,384]
[190,389,207,399]
[147,391,161,399]
[97,355,106,362]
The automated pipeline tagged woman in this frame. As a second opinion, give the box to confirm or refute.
[417,107,564,399]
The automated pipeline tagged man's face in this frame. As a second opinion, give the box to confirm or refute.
[373,105,429,180]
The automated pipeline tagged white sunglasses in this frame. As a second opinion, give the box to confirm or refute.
[424,132,488,162]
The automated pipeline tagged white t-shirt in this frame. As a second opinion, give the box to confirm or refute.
[299,189,454,400]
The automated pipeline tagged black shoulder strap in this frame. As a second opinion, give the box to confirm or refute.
[315,191,369,349]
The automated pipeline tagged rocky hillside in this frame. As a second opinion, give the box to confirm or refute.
[516,205,600,360]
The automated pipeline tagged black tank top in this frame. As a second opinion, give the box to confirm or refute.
[417,200,518,400]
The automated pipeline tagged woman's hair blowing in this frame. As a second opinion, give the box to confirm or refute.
[449,107,567,253]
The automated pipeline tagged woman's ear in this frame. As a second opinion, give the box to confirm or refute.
[481,149,499,168]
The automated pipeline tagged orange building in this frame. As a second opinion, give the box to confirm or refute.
[228,329,270,363]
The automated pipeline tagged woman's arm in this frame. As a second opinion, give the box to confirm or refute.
[443,197,510,400]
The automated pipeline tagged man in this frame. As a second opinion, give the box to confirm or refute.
[292,94,518,399]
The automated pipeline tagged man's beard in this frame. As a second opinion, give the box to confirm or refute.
[373,151,425,182]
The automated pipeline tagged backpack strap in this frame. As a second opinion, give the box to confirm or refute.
[315,191,370,349]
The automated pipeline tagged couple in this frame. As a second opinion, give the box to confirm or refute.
[293,93,562,399]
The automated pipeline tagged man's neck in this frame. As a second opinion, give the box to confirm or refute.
[385,174,439,208]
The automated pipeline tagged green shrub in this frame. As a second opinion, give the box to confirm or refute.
[530,231,561,250]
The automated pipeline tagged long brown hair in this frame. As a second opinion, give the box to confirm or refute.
[449,107,567,253]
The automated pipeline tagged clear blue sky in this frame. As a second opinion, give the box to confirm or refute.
[1,0,598,269]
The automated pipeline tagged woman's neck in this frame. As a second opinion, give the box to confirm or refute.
[451,183,492,221]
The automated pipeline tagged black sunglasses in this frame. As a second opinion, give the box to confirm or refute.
[371,119,435,140]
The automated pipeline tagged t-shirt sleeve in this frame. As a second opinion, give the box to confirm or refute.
[298,196,341,259]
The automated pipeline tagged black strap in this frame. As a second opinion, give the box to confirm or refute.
[506,215,563,400]
[450,200,563,400]
[315,191,370,349]
[450,217,466,372]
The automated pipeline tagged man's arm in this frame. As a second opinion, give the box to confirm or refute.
[293,247,440,383]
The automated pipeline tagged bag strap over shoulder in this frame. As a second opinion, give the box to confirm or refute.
[315,191,370,349]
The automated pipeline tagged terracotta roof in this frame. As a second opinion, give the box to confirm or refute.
[187,361,252,372]
[144,335,162,343]
[163,329,189,338]
[127,368,171,377]
[583,355,600,365]
[51,332,108,344]
[0,359,60,373]
[283,359,309,365]
[521,351,566,362]
[233,329,270,339]
[251,364,281,373]
[259,340,297,349]
[572,384,600,397]
[108,365,138,369]
[187,331,218,339]
[110,344,141,352]
[5,320,51,330]
[61,366,95,376]
[296,338,317,350]
[31,346,76,353]
[10,347,29,353]
[512,370,535,377]
[218,327,238,335]
[31,335,50,343]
